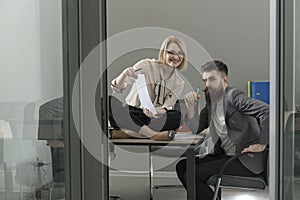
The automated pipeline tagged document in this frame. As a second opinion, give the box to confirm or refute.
[174,133,204,140]
[136,74,157,115]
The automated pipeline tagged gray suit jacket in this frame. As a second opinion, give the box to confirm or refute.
[186,86,269,174]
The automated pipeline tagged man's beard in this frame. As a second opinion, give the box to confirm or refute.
[206,84,224,102]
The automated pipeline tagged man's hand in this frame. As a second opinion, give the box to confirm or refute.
[185,92,200,119]
[241,144,266,153]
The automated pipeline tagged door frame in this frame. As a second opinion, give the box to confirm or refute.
[62,0,109,199]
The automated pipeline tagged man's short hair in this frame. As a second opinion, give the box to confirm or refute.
[201,60,228,77]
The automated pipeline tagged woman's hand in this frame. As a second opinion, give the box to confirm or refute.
[143,108,166,118]
[143,108,153,118]
[185,92,200,119]
[113,66,137,90]
[122,67,138,79]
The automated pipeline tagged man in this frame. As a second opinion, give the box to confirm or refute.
[176,60,269,200]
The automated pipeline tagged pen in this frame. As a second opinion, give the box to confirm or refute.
[134,68,142,72]
[196,87,200,100]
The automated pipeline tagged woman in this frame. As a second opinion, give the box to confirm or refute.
[109,36,187,140]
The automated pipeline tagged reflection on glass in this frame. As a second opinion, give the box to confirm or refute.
[0,1,64,199]
[293,1,300,199]
[282,1,300,199]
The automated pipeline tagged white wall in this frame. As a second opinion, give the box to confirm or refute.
[0,0,63,103]
[0,0,63,138]
[0,0,41,102]
[107,0,269,93]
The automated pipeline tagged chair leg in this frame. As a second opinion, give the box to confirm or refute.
[213,177,222,200]
[154,185,184,189]
[20,185,24,200]
[110,194,122,200]
[49,183,54,200]
[149,147,154,200]
[31,188,37,200]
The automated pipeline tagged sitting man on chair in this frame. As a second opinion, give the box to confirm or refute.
[176,60,269,200]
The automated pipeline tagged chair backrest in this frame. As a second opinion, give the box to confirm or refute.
[38,97,63,140]
[23,102,37,139]
[284,112,300,176]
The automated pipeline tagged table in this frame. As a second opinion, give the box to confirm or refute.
[111,137,201,200]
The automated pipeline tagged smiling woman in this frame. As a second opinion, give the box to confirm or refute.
[109,36,188,141]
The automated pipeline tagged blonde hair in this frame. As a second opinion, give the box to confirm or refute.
[158,36,187,71]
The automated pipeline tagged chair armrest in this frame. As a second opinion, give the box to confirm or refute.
[218,151,268,177]
[218,153,247,176]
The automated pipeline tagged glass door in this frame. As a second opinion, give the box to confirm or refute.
[0,0,109,199]
[279,0,300,199]
[0,0,65,199]
[64,0,109,199]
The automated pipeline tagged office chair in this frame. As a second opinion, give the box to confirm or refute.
[48,146,65,200]
[206,151,268,200]
[282,111,300,198]
[47,143,122,200]
[287,112,300,176]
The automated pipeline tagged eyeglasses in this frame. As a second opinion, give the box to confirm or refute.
[166,50,185,57]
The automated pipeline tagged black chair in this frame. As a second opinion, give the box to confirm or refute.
[48,147,65,200]
[38,98,122,200]
[206,151,268,200]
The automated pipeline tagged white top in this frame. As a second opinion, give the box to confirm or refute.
[213,99,236,155]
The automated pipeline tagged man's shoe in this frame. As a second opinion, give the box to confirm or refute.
[168,130,175,140]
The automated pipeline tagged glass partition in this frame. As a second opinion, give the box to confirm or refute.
[0,0,64,199]
[281,0,300,199]
[294,2,300,197]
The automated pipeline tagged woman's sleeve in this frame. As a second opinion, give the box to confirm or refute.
[110,59,149,93]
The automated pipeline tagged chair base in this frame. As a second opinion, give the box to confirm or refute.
[206,175,267,190]
[153,184,184,189]
[110,194,122,200]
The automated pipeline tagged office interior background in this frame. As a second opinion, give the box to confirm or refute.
[0,0,299,199]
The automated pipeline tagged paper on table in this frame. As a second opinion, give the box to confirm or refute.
[174,133,204,140]
[136,74,157,115]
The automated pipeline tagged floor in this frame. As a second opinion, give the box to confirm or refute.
[4,172,300,199]
[110,171,269,200]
